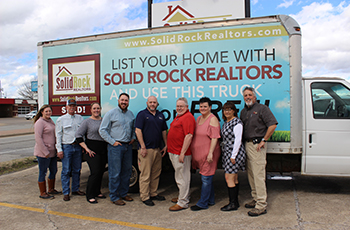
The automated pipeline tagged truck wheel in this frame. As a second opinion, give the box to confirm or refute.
[129,165,139,193]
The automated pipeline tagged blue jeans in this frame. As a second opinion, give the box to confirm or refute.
[61,144,82,195]
[107,143,132,202]
[37,156,58,182]
[196,175,215,209]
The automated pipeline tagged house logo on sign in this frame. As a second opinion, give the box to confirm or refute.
[54,64,94,94]
[162,4,231,26]
[162,5,195,26]
[152,0,246,27]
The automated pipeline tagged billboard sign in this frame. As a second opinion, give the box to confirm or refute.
[31,81,38,92]
[152,0,246,27]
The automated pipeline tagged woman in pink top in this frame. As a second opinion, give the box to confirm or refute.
[190,97,221,211]
[33,105,60,199]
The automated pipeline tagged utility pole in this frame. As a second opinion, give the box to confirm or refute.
[148,0,153,28]
[0,80,4,98]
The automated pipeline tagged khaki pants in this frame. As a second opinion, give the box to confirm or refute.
[138,148,162,201]
[169,153,191,208]
[245,141,267,209]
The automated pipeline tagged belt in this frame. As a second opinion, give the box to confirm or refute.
[63,141,77,145]
[246,137,263,144]
[118,141,129,145]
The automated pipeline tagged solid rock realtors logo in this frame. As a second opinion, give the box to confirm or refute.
[152,0,245,27]
[53,61,95,95]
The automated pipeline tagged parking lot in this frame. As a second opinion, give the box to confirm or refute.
[1,161,350,230]
[1,117,350,229]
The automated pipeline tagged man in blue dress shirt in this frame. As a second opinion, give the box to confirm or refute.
[99,93,136,206]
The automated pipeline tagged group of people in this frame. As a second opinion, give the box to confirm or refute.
[33,86,277,217]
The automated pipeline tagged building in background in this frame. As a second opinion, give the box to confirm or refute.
[0,98,37,117]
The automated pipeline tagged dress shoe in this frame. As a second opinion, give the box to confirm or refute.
[171,197,178,203]
[169,204,186,211]
[111,199,125,206]
[97,194,107,199]
[190,205,205,211]
[72,190,85,196]
[122,195,133,201]
[150,195,165,201]
[88,198,98,204]
[63,195,70,201]
[143,199,155,206]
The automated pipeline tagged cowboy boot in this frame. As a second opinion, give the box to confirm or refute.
[38,181,54,199]
[48,178,62,194]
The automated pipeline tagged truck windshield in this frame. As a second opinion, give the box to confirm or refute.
[311,82,350,119]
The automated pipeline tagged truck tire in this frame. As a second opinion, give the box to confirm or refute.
[129,164,139,193]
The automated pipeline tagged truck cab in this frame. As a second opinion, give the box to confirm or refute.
[302,77,350,176]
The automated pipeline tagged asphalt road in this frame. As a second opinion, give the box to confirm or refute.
[0,117,34,132]
[0,134,35,162]
[0,117,35,162]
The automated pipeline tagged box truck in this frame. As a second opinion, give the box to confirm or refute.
[38,15,350,189]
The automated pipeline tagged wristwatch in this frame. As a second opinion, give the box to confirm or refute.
[262,138,267,142]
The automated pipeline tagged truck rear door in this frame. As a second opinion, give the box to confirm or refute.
[303,78,350,176]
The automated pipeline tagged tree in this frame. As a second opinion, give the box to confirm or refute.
[17,80,36,99]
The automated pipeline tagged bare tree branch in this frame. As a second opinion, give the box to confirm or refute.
[17,81,35,99]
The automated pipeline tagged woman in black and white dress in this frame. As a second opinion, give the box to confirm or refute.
[220,101,246,211]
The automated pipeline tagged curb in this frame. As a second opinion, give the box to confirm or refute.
[0,131,34,138]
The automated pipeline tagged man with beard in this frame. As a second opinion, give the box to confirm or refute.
[135,96,168,206]
[99,93,136,206]
[56,99,85,201]
[167,97,196,211]
[240,87,277,216]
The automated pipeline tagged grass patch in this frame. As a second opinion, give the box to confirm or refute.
[0,157,37,176]
[269,131,291,142]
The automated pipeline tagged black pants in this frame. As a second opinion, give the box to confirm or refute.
[85,139,108,200]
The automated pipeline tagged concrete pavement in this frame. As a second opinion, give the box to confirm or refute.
[1,163,350,229]
[1,117,350,229]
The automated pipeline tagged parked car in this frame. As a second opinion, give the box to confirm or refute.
[25,111,37,120]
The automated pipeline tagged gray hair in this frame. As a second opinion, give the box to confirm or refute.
[243,86,256,97]
[177,97,188,105]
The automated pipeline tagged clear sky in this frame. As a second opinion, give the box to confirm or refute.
[0,0,349,98]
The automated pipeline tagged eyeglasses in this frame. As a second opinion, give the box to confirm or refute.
[223,108,233,112]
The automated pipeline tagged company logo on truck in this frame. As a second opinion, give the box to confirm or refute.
[55,65,94,94]
[55,66,92,92]
[53,61,95,95]
[48,54,100,116]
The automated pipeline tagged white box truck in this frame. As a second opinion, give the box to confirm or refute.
[38,15,350,182]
